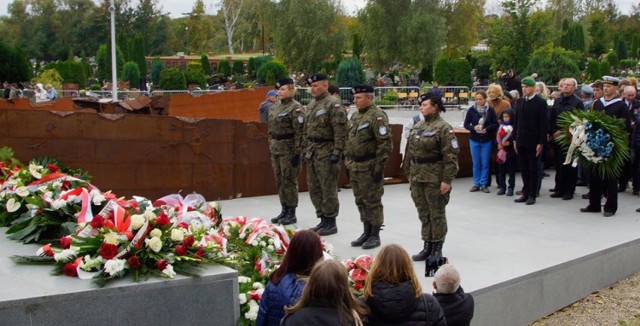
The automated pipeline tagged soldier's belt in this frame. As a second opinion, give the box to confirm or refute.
[412,155,443,164]
[271,133,294,140]
[350,153,376,162]
[308,137,334,143]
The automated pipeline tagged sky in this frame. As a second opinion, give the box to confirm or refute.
[0,0,637,18]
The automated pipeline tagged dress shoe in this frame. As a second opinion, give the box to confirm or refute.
[481,187,490,193]
[543,172,550,177]
[549,188,557,192]
[550,192,563,198]
[506,188,514,196]
[514,195,528,203]
[469,186,480,192]
[581,193,590,199]
[516,190,523,196]
[580,206,601,213]
[576,181,588,187]
[636,207,640,212]
[526,197,536,205]
[603,211,615,217]
[562,193,574,200]
[497,188,506,195]
[617,187,626,193]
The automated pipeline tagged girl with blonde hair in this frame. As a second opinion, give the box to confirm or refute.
[361,244,446,325]
[281,260,368,326]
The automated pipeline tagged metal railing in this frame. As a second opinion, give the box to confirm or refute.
[374,86,421,110]
[425,86,471,109]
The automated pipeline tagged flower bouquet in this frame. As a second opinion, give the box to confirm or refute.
[342,255,373,295]
[556,110,629,179]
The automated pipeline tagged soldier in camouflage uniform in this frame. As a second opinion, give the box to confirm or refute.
[303,73,348,236]
[269,78,305,225]
[345,85,393,249]
[403,92,459,267]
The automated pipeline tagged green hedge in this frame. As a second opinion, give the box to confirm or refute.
[159,68,186,90]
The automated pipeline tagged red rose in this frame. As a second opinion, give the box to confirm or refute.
[99,243,118,260]
[59,236,72,249]
[63,262,78,277]
[155,213,170,227]
[183,236,195,248]
[62,180,71,190]
[90,215,104,229]
[177,222,189,229]
[128,256,141,270]
[156,259,168,271]
[40,244,55,257]
[175,245,188,256]
[46,163,59,173]
[354,282,363,291]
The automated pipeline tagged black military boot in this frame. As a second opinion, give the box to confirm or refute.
[279,207,297,225]
[361,225,381,249]
[310,215,326,232]
[411,241,432,261]
[317,217,337,236]
[350,222,372,247]
[425,241,447,277]
[270,205,287,224]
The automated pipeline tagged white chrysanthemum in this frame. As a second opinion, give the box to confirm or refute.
[104,259,126,276]
[252,282,264,290]
[238,293,247,304]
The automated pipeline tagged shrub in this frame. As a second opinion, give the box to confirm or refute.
[45,60,87,87]
[434,58,472,87]
[232,60,244,75]
[32,69,63,90]
[159,68,186,90]
[336,57,365,87]
[201,54,212,76]
[257,60,288,85]
[122,61,141,89]
[150,58,164,86]
[218,60,232,77]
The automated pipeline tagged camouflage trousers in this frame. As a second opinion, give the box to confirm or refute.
[307,157,340,218]
[271,154,300,207]
[410,181,449,241]
[350,170,384,227]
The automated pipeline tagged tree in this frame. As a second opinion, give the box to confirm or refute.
[442,0,486,58]
[606,51,619,68]
[352,33,362,59]
[585,59,601,82]
[616,39,628,60]
[434,58,473,87]
[218,60,232,77]
[219,0,245,54]
[150,57,164,86]
[185,62,206,88]
[132,34,147,77]
[232,60,245,75]
[95,44,125,83]
[0,40,31,83]
[632,35,640,59]
[186,0,214,54]
[336,57,365,87]
[525,44,580,84]
[588,12,610,57]
[201,54,212,76]
[122,61,141,89]
[273,0,346,72]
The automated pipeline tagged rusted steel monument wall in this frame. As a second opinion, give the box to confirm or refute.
[167,88,271,122]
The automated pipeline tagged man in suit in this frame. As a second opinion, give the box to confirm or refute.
[513,77,548,205]
[622,86,640,194]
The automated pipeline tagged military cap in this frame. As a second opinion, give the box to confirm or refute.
[307,73,328,85]
[522,77,536,87]
[418,91,437,104]
[581,85,593,95]
[602,76,620,86]
[351,85,374,94]
[275,78,294,89]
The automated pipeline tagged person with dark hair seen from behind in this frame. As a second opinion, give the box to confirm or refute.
[256,229,324,326]
[581,76,631,217]
[281,259,369,326]
[361,244,446,326]
[403,93,459,274]
[513,77,548,205]
[259,90,278,123]
[433,264,475,326]
[268,78,304,226]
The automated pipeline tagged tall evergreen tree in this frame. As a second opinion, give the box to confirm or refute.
[201,54,212,76]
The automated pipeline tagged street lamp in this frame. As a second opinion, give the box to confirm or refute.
[109,0,118,102]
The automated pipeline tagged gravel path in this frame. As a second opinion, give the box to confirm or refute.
[531,271,640,325]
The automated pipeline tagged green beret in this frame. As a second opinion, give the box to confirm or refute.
[522,77,536,87]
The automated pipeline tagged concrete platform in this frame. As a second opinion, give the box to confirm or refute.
[0,231,239,325]
[219,174,640,326]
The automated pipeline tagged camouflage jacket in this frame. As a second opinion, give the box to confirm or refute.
[268,98,304,155]
[345,104,393,172]
[303,92,348,159]
[404,114,459,184]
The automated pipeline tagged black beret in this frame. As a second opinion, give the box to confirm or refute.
[307,73,328,85]
[418,91,438,104]
[351,85,374,94]
[275,78,294,89]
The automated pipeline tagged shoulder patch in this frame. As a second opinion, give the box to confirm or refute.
[295,108,302,112]
[379,126,387,135]
[334,103,341,108]
[376,116,384,122]
[297,115,304,124]
[451,138,459,149]
[449,130,455,134]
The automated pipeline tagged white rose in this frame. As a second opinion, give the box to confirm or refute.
[130,214,145,230]
[15,186,29,197]
[162,264,176,278]
[209,201,220,211]
[171,228,185,242]
[29,163,42,179]
[238,293,247,304]
[145,236,163,252]
[6,198,21,213]
[238,276,251,283]
[143,210,156,220]
[54,249,77,262]
[103,232,120,245]
[150,228,162,238]
[104,259,126,276]
[252,282,263,290]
